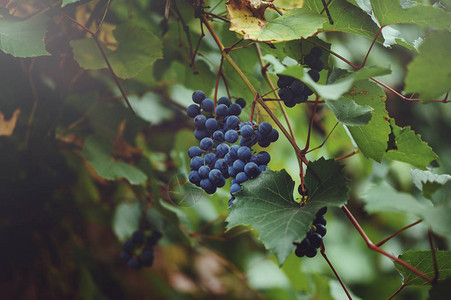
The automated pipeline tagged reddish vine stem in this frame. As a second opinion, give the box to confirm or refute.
[191,19,205,68]
[341,205,434,283]
[52,6,135,114]
[428,228,439,283]
[375,219,423,247]
[301,95,320,153]
[307,122,339,153]
[95,0,111,34]
[214,56,224,105]
[356,26,384,70]
[172,3,198,73]
[320,243,352,300]
[388,282,407,300]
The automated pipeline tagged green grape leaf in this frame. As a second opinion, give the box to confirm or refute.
[304,0,382,41]
[384,120,437,169]
[394,250,451,286]
[404,31,451,103]
[82,135,147,185]
[346,80,390,162]
[428,278,451,300]
[325,97,373,126]
[113,202,142,241]
[280,65,391,101]
[226,0,326,42]
[411,169,451,200]
[0,12,50,57]
[371,0,451,28]
[226,158,349,265]
[363,181,451,240]
[70,23,162,79]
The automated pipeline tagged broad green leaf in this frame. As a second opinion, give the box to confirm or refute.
[384,120,437,169]
[371,0,451,28]
[394,250,451,285]
[62,0,81,7]
[226,0,326,42]
[226,158,349,265]
[70,23,162,79]
[325,97,373,126]
[304,0,382,41]
[0,12,50,57]
[82,135,147,185]
[404,31,451,103]
[346,80,390,162]
[428,278,451,300]
[280,65,391,100]
[363,181,451,240]
[411,169,451,200]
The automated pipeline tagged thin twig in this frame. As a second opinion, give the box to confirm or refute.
[320,0,334,25]
[388,282,407,300]
[375,220,423,247]
[320,243,352,300]
[342,205,434,283]
[307,122,339,153]
[302,95,320,152]
[95,0,112,34]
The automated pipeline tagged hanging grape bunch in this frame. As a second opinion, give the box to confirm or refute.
[186,90,279,206]
[120,228,162,269]
[294,206,328,258]
[277,47,324,107]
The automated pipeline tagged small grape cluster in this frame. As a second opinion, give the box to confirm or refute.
[277,47,324,107]
[120,229,162,269]
[186,90,279,205]
[294,206,327,258]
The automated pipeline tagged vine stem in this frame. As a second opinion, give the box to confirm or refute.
[375,219,423,247]
[200,14,307,166]
[341,205,434,283]
[255,44,296,141]
[388,282,407,300]
[50,4,135,114]
[320,243,352,300]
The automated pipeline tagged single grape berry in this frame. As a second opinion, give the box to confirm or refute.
[305,247,318,258]
[258,122,272,135]
[216,104,229,117]
[315,224,327,237]
[308,69,320,82]
[268,129,279,143]
[198,165,211,179]
[225,116,240,130]
[314,215,327,226]
[310,59,324,72]
[213,130,225,142]
[257,151,271,165]
[188,146,202,158]
[200,137,214,151]
[235,172,248,184]
[201,98,215,112]
[298,185,308,196]
[236,98,246,108]
[205,118,218,130]
[304,54,316,67]
[190,156,204,170]
[188,171,201,185]
[233,159,246,172]
[308,232,323,248]
[230,183,242,194]
[192,90,206,104]
[218,96,231,107]
[237,146,252,161]
[278,87,294,102]
[194,114,207,129]
[127,258,141,269]
[240,125,254,138]
[194,129,209,140]
[204,152,216,165]
[244,162,260,178]
[228,103,242,116]
[317,207,327,216]
[225,130,239,143]
[187,104,201,118]
[216,143,230,157]
[209,169,223,185]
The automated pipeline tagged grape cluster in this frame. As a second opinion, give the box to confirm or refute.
[294,206,327,258]
[277,47,324,107]
[186,90,279,206]
[120,229,162,269]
